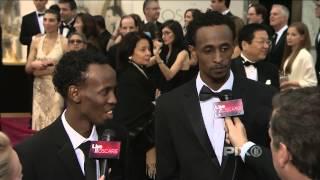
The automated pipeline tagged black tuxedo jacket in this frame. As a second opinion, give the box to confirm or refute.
[19,11,41,54]
[59,19,76,38]
[155,75,278,180]
[268,29,287,68]
[231,56,279,89]
[315,30,320,84]
[15,117,127,180]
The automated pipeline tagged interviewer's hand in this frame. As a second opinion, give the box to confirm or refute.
[224,117,248,148]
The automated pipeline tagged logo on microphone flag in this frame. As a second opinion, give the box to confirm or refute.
[89,141,121,159]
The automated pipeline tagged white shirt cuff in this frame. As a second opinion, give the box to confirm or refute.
[240,141,255,162]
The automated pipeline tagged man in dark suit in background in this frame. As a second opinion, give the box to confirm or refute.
[143,0,162,38]
[155,11,278,180]
[19,0,48,114]
[58,0,77,37]
[19,0,47,55]
[314,0,320,84]
[231,23,279,89]
[15,50,126,180]
[268,4,289,68]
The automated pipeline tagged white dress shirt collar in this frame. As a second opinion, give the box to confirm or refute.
[196,70,234,95]
[61,110,99,150]
[240,53,258,81]
[275,25,288,44]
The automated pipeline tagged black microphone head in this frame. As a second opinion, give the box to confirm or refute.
[102,129,115,141]
[220,89,233,101]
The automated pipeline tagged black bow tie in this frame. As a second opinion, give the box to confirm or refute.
[199,86,233,101]
[243,61,257,67]
[38,13,45,17]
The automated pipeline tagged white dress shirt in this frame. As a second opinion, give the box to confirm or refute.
[36,11,45,34]
[241,53,258,81]
[61,110,100,177]
[196,71,234,165]
[275,25,288,45]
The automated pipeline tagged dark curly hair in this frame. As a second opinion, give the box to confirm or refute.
[187,11,235,46]
[53,50,111,98]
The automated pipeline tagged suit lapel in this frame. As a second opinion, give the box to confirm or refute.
[53,119,85,180]
[32,12,41,33]
[182,79,220,167]
[256,62,266,83]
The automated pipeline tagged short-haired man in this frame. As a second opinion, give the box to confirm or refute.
[143,0,162,38]
[231,23,279,89]
[314,0,320,84]
[20,0,48,54]
[58,0,77,37]
[225,87,320,180]
[247,3,268,24]
[269,87,320,180]
[268,4,289,68]
[155,11,277,180]
[15,50,125,180]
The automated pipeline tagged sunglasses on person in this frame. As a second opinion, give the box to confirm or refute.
[68,39,84,44]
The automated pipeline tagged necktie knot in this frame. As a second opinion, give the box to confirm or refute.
[199,86,233,101]
[243,61,257,67]
[78,141,91,157]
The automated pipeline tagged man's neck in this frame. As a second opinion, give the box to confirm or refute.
[65,108,93,138]
[200,71,230,91]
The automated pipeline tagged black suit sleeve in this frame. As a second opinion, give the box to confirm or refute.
[244,145,280,180]
[19,16,33,46]
[155,96,179,180]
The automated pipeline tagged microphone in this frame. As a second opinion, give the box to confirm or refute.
[100,129,115,179]
[213,90,244,118]
[89,129,121,180]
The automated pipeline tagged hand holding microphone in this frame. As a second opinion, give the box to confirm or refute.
[224,117,248,148]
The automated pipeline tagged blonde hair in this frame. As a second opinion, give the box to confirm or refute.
[0,132,14,180]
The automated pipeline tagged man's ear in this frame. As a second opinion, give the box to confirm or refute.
[68,85,81,103]
[241,41,248,51]
[278,142,291,168]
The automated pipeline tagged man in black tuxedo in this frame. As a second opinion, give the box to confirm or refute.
[315,0,320,84]
[231,23,279,89]
[58,0,77,37]
[267,4,289,68]
[155,11,278,180]
[142,0,162,38]
[15,50,126,180]
[19,0,48,113]
[19,0,47,55]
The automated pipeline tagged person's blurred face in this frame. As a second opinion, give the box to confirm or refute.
[58,2,74,23]
[210,0,225,13]
[77,64,117,124]
[144,1,160,22]
[247,7,263,24]
[184,11,193,27]
[270,6,287,30]
[286,26,304,49]
[9,150,22,180]
[194,25,234,86]
[162,27,175,45]
[74,17,84,33]
[119,17,138,36]
[315,1,320,18]
[68,34,86,51]
[43,13,59,33]
[242,30,270,61]
[132,39,152,66]
[33,0,47,12]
